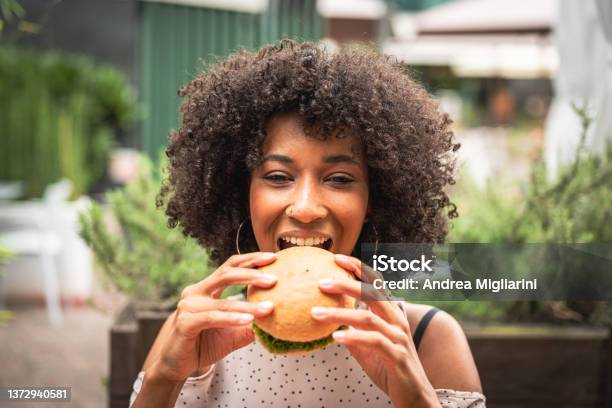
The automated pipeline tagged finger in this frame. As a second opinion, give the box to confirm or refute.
[311,307,408,346]
[349,271,408,331]
[177,297,274,317]
[319,278,408,331]
[335,254,382,284]
[181,253,276,298]
[227,252,277,268]
[196,325,255,368]
[221,325,256,350]
[319,277,389,303]
[199,267,278,298]
[334,254,362,280]
[175,310,254,338]
[332,328,406,365]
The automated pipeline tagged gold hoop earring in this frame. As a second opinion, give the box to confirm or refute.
[235,217,250,255]
[370,222,379,256]
[363,220,379,256]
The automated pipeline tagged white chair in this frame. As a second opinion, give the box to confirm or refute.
[0,179,73,326]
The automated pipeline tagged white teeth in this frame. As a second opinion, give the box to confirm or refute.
[281,236,329,247]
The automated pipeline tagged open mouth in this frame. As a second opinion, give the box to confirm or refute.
[278,236,333,251]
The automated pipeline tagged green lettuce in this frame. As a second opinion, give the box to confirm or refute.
[253,322,348,354]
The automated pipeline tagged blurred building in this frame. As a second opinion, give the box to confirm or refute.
[544,0,612,178]
[387,0,557,78]
[385,0,557,128]
[317,0,387,45]
[380,0,559,186]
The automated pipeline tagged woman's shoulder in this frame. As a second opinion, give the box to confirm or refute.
[400,302,440,331]
[401,302,483,393]
[400,302,463,344]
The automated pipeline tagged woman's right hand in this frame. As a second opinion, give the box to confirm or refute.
[148,252,278,383]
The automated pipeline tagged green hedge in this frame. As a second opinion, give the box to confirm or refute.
[79,155,243,308]
[0,47,138,198]
[438,106,612,325]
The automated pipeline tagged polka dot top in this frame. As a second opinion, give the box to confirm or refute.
[129,296,486,408]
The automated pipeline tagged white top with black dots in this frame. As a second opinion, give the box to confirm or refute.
[129,298,486,408]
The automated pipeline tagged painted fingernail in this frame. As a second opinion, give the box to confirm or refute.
[238,313,254,324]
[319,278,334,288]
[257,301,274,312]
[261,252,276,259]
[311,307,328,317]
[261,274,277,283]
[335,254,349,262]
[332,331,346,341]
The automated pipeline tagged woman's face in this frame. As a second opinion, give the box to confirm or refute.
[249,112,369,256]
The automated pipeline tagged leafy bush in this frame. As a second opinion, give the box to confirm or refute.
[449,105,612,245]
[79,155,241,310]
[438,106,612,324]
[0,47,138,198]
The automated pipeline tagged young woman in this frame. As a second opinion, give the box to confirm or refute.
[130,40,485,408]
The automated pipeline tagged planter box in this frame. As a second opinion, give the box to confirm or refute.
[110,307,612,408]
[109,305,170,408]
[464,324,612,408]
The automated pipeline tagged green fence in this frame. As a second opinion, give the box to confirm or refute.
[139,0,321,159]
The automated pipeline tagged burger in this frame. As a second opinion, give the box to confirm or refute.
[247,246,356,354]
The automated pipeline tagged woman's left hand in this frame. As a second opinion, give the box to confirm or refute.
[311,254,440,408]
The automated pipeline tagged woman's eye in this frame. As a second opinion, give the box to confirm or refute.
[264,173,292,183]
[326,175,354,185]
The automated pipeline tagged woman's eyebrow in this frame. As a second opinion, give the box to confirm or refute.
[261,154,293,163]
[323,154,361,166]
[261,153,360,166]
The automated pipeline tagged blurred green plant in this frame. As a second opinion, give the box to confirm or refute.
[0,0,38,36]
[0,243,14,326]
[79,155,240,310]
[437,103,612,324]
[0,0,23,31]
[451,104,612,244]
[0,47,139,199]
[0,243,13,260]
[0,0,56,41]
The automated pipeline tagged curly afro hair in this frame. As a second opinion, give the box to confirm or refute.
[159,39,459,264]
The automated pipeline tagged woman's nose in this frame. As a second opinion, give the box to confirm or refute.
[286,179,327,224]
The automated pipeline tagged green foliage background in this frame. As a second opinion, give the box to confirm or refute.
[0,47,138,198]
[432,106,612,325]
[79,155,242,309]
